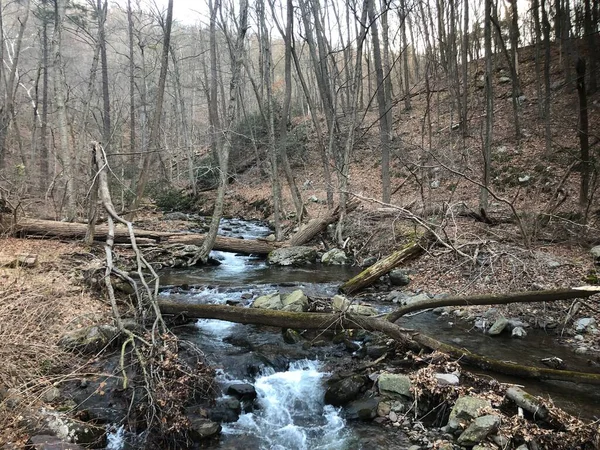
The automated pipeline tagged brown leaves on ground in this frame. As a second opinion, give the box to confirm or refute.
[0,237,111,446]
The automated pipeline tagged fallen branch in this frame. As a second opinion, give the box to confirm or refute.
[340,236,428,295]
[385,286,600,323]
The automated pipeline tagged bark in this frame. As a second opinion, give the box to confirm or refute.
[541,0,552,154]
[0,0,30,170]
[340,238,427,295]
[39,0,50,188]
[288,199,359,246]
[97,0,111,153]
[53,0,76,220]
[159,301,411,346]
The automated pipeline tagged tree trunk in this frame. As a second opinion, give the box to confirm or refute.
[480,0,493,211]
[133,0,173,209]
[97,0,111,153]
[576,58,590,210]
[53,0,76,220]
[541,0,552,155]
[367,0,391,203]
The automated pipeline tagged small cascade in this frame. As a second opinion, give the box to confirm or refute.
[222,360,349,450]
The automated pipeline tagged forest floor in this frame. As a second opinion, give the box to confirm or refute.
[1,42,600,446]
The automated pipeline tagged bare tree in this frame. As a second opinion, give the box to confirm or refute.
[194,0,249,263]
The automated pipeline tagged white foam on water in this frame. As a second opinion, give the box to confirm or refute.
[222,360,349,450]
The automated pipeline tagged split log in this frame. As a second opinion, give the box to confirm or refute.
[386,286,600,323]
[339,237,427,295]
[158,300,600,386]
[164,234,282,255]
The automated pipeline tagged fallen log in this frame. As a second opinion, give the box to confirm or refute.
[287,199,359,246]
[386,286,600,323]
[158,301,413,346]
[339,237,427,295]
[412,332,600,386]
[158,300,600,386]
[3,198,354,256]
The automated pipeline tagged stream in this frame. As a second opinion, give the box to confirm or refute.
[116,219,600,448]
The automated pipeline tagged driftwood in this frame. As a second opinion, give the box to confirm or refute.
[340,237,427,295]
[159,286,600,386]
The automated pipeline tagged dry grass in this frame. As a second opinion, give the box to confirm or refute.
[0,237,111,446]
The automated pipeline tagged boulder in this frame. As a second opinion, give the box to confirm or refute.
[488,317,509,336]
[321,248,348,265]
[377,373,412,399]
[345,397,379,420]
[389,269,410,286]
[27,435,86,450]
[362,256,377,267]
[163,212,188,221]
[435,373,460,386]
[589,245,600,260]
[208,397,241,423]
[226,384,257,401]
[251,293,283,310]
[282,328,303,344]
[512,327,527,338]
[348,305,378,316]
[575,317,597,333]
[58,325,119,354]
[457,414,501,446]
[189,417,221,441]
[281,290,308,312]
[42,411,106,447]
[325,375,367,406]
[267,246,317,266]
[448,396,490,430]
[331,295,378,316]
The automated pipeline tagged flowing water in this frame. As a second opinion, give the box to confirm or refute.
[110,218,600,448]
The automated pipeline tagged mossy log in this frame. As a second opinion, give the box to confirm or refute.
[158,300,600,386]
[386,286,600,322]
[339,238,426,295]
